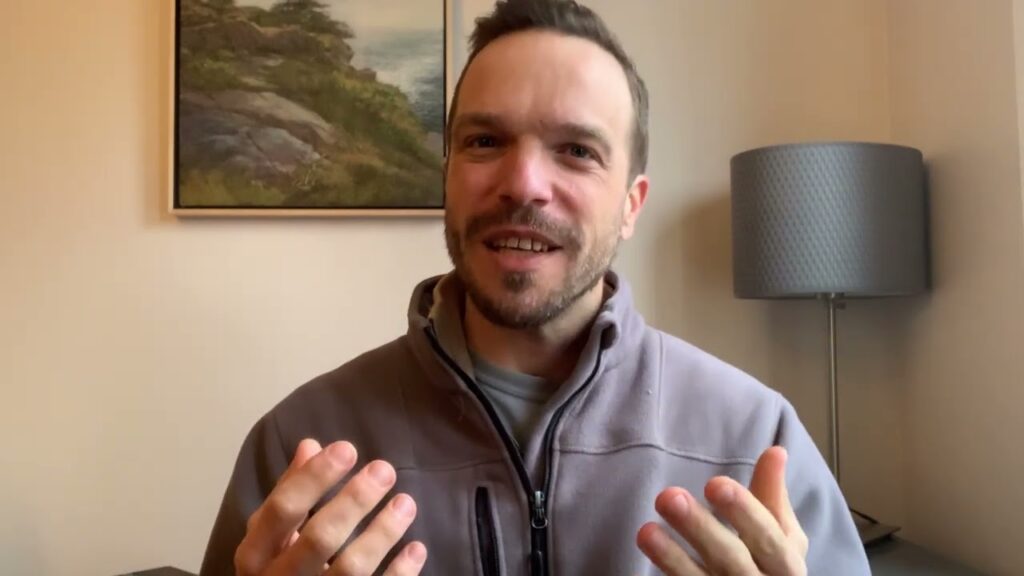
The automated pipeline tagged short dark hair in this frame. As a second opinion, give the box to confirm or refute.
[446,0,649,181]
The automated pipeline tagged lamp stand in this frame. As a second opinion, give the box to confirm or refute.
[821,293,901,546]
[826,293,842,483]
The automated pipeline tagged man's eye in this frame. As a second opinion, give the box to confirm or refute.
[564,143,594,160]
[467,135,498,148]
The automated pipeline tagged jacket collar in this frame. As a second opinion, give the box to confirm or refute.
[406,269,644,379]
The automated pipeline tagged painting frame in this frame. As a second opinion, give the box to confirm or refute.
[169,0,453,218]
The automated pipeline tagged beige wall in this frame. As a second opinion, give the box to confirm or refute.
[3,0,1020,574]
[886,0,1024,572]
[0,3,453,574]
[1018,0,1024,255]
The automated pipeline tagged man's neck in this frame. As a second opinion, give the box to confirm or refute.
[463,282,606,383]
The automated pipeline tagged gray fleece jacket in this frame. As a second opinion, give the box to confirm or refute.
[200,273,869,575]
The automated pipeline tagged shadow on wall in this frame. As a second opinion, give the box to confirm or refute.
[678,190,734,296]
[0,492,44,575]
[660,189,827,408]
[653,188,768,366]
[151,0,175,226]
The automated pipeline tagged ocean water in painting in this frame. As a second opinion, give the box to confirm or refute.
[349,27,444,136]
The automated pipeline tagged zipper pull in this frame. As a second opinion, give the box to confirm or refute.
[532,490,549,529]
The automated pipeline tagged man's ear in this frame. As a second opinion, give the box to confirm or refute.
[620,174,649,240]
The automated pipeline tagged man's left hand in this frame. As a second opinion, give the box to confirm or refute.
[636,446,809,575]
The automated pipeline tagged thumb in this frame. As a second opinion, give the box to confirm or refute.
[750,446,799,535]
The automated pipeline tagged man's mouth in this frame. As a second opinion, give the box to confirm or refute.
[484,236,558,254]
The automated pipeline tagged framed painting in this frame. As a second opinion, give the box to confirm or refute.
[170,0,448,217]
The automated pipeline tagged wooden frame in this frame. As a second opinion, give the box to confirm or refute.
[169,0,452,218]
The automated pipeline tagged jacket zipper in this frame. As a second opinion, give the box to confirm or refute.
[425,326,604,576]
[475,487,501,576]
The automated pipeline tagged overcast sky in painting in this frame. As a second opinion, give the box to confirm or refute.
[239,0,442,31]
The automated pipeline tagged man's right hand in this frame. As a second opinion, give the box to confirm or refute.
[235,438,427,576]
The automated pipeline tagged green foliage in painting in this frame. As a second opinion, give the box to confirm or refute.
[176,0,444,208]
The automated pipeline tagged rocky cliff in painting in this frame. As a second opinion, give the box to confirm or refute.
[177,0,443,208]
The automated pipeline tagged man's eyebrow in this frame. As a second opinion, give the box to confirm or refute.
[451,113,614,158]
[451,112,505,134]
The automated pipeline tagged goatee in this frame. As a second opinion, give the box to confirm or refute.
[445,204,619,329]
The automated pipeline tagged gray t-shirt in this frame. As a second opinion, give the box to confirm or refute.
[428,274,566,447]
[469,351,560,448]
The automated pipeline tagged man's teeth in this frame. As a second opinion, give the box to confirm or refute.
[492,237,552,253]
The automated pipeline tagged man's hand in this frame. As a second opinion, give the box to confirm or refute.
[235,438,427,576]
[636,446,808,575]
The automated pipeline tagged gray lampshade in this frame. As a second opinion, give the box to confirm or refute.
[730,141,928,299]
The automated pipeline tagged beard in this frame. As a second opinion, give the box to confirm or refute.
[445,203,621,329]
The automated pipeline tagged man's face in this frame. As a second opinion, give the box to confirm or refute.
[444,30,647,329]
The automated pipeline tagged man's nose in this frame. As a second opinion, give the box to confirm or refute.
[498,142,554,206]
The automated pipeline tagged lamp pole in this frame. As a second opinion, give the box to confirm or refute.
[824,292,844,484]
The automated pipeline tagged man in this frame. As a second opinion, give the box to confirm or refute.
[201,1,869,574]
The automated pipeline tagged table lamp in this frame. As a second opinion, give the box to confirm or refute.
[729,141,929,544]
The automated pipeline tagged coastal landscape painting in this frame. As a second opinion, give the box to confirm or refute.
[173,0,445,215]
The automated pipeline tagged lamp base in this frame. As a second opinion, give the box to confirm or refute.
[853,508,901,547]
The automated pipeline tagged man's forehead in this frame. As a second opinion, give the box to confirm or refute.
[455,30,633,139]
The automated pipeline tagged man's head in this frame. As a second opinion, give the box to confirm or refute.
[444,0,650,330]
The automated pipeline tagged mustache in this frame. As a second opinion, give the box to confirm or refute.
[464,205,581,251]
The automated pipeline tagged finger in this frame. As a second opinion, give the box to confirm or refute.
[256,440,326,559]
[750,447,809,556]
[655,487,759,575]
[288,532,331,573]
[272,459,398,576]
[749,446,798,534]
[706,476,802,574]
[237,441,358,576]
[256,439,324,542]
[279,438,325,486]
[328,493,418,575]
[381,541,428,576]
[636,522,708,576]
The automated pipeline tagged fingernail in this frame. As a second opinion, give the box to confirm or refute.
[392,494,416,518]
[407,542,427,563]
[715,483,736,504]
[643,523,671,550]
[327,442,355,465]
[671,493,689,515]
[368,461,395,485]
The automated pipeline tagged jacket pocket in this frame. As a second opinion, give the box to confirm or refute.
[475,486,501,576]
